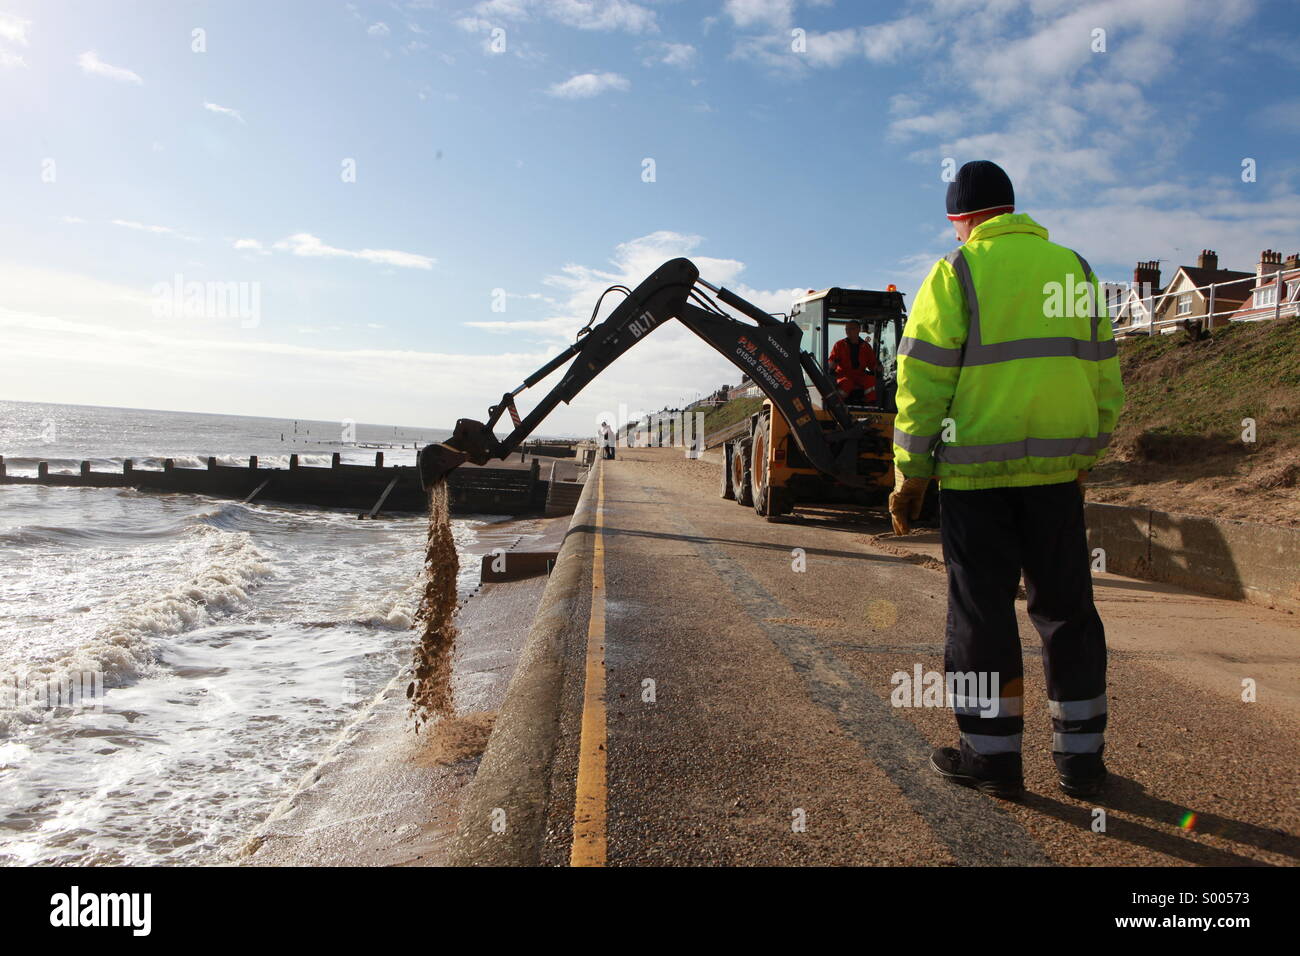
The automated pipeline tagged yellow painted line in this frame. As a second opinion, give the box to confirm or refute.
[570,464,608,867]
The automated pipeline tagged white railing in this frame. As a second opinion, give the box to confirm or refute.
[1107,270,1298,337]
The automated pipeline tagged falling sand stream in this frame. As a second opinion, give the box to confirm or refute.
[408,481,458,727]
[407,480,497,761]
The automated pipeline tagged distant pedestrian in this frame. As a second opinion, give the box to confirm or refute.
[599,421,615,460]
[890,160,1125,800]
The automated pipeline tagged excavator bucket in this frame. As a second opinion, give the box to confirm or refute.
[417,419,498,489]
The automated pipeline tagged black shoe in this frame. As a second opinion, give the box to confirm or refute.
[1059,767,1108,799]
[930,746,1024,799]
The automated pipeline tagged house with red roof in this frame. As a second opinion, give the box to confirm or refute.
[1151,250,1255,331]
[1229,250,1300,322]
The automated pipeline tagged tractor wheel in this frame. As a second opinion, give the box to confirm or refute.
[733,437,753,507]
[751,413,775,519]
[720,442,736,499]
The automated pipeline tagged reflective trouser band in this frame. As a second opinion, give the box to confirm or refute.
[899,335,1116,367]
[893,427,937,454]
[952,696,1024,717]
[1053,732,1105,754]
[937,433,1111,465]
[1048,694,1107,720]
[961,732,1022,755]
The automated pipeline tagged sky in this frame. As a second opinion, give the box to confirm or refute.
[1,0,1297,436]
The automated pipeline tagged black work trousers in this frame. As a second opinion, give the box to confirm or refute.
[940,479,1108,779]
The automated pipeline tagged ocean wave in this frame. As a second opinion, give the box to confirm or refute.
[0,524,273,737]
[0,500,282,548]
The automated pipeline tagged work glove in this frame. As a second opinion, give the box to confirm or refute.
[888,474,931,536]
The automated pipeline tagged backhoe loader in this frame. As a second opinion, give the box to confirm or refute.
[418,256,931,523]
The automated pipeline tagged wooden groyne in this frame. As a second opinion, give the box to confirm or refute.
[0,454,586,518]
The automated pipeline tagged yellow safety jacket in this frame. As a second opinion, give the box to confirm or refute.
[893,213,1124,490]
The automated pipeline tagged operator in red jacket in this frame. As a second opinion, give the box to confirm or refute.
[828,321,878,405]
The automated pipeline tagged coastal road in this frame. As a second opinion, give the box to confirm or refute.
[457,447,1299,866]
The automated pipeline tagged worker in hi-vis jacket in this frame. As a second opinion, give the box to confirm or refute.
[889,160,1125,800]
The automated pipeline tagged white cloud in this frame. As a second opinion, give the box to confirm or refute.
[467,0,658,33]
[804,28,865,68]
[77,51,142,84]
[861,16,935,63]
[0,11,30,46]
[272,233,435,270]
[1042,189,1300,282]
[888,109,965,142]
[546,0,657,32]
[367,21,390,37]
[112,219,199,241]
[547,71,630,98]
[232,238,270,255]
[725,0,794,29]
[646,42,696,68]
[868,0,1261,193]
[0,49,23,68]
[203,101,245,123]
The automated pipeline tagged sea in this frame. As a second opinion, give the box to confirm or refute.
[0,399,527,866]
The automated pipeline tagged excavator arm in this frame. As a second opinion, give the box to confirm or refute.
[419,256,871,489]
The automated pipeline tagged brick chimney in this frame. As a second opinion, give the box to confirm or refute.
[1133,260,1161,291]
[1284,252,1299,271]
[1196,249,1218,271]
[1258,249,1283,285]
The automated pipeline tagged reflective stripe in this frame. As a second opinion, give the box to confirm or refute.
[946,248,978,327]
[1053,732,1104,754]
[1073,250,1100,344]
[952,695,1024,718]
[1048,694,1107,720]
[892,427,937,454]
[899,335,961,367]
[961,336,1117,366]
[961,732,1022,755]
[936,434,1111,465]
[935,246,1115,369]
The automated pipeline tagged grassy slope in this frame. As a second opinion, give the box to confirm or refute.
[1091,316,1300,524]
[700,397,764,436]
[1111,316,1300,450]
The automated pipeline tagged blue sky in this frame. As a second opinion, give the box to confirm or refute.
[1,0,1297,435]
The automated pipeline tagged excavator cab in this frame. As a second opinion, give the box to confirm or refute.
[790,287,906,413]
